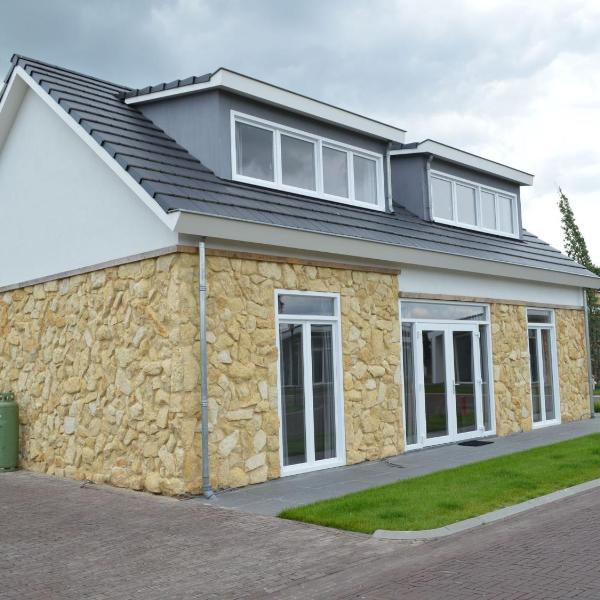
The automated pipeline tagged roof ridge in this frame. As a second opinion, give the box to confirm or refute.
[119,71,213,99]
[11,53,130,91]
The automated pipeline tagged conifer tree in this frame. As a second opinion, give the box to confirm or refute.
[558,188,599,383]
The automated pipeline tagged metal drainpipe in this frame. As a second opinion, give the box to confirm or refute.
[583,288,595,418]
[385,142,393,212]
[198,238,214,498]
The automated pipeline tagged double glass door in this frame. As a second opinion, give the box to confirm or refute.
[415,323,484,445]
[278,320,342,475]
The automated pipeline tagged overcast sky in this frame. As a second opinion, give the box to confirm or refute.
[1,0,599,262]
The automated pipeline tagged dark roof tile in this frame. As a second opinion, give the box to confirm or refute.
[3,55,595,281]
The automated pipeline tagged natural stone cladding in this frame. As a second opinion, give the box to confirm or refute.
[0,250,402,494]
[490,303,532,436]
[555,308,590,422]
[1,247,590,495]
[490,303,590,436]
[205,253,402,489]
[0,252,201,495]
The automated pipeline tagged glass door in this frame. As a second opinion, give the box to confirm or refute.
[417,328,453,444]
[277,292,343,475]
[528,325,559,426]
[452,327,483,440]
[415,323,483,446]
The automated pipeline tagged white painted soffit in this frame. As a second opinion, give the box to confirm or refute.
[124,68,406,143]
[391,140,534,186]
[0,66,178,231]
[172,210,600,290]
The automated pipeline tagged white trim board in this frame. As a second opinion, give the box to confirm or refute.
[125,68,406,143]
[392,140,534,186]
[399,266,585,308]
[173,211,599,290]
[0,66,178,231]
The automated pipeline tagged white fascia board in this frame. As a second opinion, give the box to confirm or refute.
[172,211,600,289]
[1,66,178,231]
[0,69,28,153]
[125,68,406,143]
[391,140,534,186]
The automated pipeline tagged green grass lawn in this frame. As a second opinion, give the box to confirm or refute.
[279,433,600,534]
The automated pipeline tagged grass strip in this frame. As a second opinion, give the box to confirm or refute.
[279,433,600,533]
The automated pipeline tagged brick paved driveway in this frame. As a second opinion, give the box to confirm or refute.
[2,471,600,599]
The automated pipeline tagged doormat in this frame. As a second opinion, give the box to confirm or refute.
[458,440,494,447]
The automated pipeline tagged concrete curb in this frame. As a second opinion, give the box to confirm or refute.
[373,478,600,540]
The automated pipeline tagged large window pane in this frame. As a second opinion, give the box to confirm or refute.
[456,183,477,226]
[323,146,349,198]
[431,177,453,220]
[453,330,477,433]
[279,323,306,466]
[527,309,552,324]
[278,294,335,316]
[480,191,496,229]
[541,329,556,421]
[402,323,418,445]
[422,330,448,438]
[401,301,487,322]
[281,134,316,191]
[479,324,492,431]
[353,155,378,205]
[498,194,515,233]
[311,325,336,461]
[235,122,274,181]
[529,329,542,423]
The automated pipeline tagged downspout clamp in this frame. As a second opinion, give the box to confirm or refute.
[198,238,214,498]
[583,288,595,418]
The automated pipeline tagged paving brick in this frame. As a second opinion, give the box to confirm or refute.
[2,471,600,599]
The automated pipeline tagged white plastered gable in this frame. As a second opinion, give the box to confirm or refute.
[0,69,179,289]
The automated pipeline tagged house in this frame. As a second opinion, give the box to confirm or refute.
[0,54,597,496]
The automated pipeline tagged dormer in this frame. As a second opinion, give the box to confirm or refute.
[124,68,405,212]
[391,140,534,239]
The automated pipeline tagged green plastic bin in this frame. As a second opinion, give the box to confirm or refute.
[0,392,19,471]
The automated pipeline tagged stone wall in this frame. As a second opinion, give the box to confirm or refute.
[0,250,402,493]
[1,247,590,495]
[0,252,201,495]
[490,303,532,436]
[205,253,402,489]
[490,303,590,435]
[556,308,590,422]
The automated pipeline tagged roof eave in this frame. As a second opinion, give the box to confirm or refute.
[171,210,599,290]
[391,140,534,186]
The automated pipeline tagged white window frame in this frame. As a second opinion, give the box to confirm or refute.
[274,289,346,476]
[526,308,561,429]
[231,111,386,211]
[430,170,520,238]
[399,299,496,450]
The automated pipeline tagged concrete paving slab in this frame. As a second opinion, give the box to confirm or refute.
[209,417,600,515]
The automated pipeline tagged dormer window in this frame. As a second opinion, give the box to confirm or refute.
[231,111,385,210]
[430,170,519,237]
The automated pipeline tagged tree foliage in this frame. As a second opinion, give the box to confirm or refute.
[558,188,600,383]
